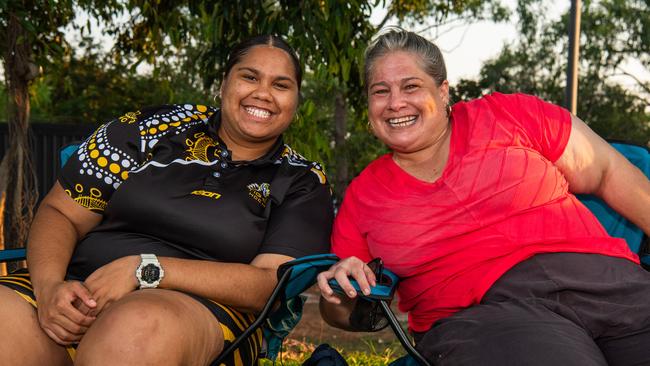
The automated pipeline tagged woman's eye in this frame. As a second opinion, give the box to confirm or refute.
[274,83,289,90]
[405,84,419,91]
[242,74,256,81]
[372,89,389,95]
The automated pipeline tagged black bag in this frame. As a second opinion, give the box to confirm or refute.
[302,344,348,366]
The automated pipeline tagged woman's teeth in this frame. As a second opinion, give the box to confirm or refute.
[387,116,417,127]
[245,107,271,119]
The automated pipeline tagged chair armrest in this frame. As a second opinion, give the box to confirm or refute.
[0,248,27,262]
[328,267,399,301]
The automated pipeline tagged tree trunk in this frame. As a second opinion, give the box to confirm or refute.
[3,14,38,272]
[333,90,348,203]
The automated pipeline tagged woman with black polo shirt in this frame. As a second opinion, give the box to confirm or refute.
[0,35,333,365]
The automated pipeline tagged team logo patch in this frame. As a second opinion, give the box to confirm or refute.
[191,189,221,200]
[247,183,271,207]
[118,110,141,124]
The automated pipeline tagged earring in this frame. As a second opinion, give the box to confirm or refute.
[366,121,373,132]
[446,104,452,118]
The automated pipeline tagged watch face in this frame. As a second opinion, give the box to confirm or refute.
[141,263,160,283]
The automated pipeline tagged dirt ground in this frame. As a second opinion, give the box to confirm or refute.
[285,287,408,354]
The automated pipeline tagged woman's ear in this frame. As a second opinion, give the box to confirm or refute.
[439,80,450,106]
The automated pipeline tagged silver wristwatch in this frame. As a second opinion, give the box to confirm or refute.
[135,254,164,289]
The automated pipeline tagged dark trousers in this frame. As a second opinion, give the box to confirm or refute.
[414,253,650,366]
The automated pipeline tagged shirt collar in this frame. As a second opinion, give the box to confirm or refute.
[207,109,285,166]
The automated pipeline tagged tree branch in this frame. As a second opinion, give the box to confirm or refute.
[612,67,650,96]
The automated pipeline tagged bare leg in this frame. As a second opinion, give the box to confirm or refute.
[0,285,72,366]
[75,289,223,366]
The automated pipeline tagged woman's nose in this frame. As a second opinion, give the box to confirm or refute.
[252,82,273,102]
[388,91,407,111]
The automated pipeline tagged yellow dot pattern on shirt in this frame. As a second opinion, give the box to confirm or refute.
[139,105,212,138]
[79,126,134,191]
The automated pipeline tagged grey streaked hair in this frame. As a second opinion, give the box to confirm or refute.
[364,27,447,92]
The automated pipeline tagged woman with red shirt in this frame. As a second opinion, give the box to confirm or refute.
[318,28,650,365]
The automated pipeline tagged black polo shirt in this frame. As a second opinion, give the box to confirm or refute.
[59,104,334,281]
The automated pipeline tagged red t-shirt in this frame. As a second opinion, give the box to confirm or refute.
[332,93,638,332]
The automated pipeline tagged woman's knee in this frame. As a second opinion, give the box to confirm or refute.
[75,290,222,365]
[0,286,71,365]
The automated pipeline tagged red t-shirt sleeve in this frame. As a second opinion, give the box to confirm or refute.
[331,182,373,262]
[494,93,572,162]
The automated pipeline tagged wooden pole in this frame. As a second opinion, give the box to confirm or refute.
[565,0,582,114]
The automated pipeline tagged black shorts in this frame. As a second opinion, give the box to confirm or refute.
[413,253,650,366]
[0,270,262,365]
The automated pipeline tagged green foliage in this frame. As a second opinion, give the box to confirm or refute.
[453,0,650,144]
[27,37,209,124]
[258,339,403,366]
[0,0,122,70]
[388,0,510,29]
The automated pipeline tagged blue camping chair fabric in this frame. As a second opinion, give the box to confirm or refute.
[0,248,26,263]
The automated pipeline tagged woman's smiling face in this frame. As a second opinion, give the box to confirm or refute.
[219,45,299,149]
[367,51,449,154]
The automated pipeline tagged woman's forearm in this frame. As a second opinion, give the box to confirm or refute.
[157,254,292,313]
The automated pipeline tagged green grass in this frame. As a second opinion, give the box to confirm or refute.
[260,339,404,365]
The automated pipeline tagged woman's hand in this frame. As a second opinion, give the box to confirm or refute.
[317,256,377,304]
[36,280,97,345]
[83,255,140,316]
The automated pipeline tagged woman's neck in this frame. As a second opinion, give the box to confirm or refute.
[392,122,452,183]
[217,128,277,161]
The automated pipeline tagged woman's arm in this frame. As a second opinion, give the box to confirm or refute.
[26,182,102,344]
[161,253,293,312]
[82,252,296,314]
[555,115,650,234]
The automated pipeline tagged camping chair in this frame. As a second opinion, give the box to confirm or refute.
[214,253,341,363]
[577,141,650,266]
[327,259,431,366]
[214,253,431,365]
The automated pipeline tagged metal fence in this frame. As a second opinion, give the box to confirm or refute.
[0,123,98,202]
